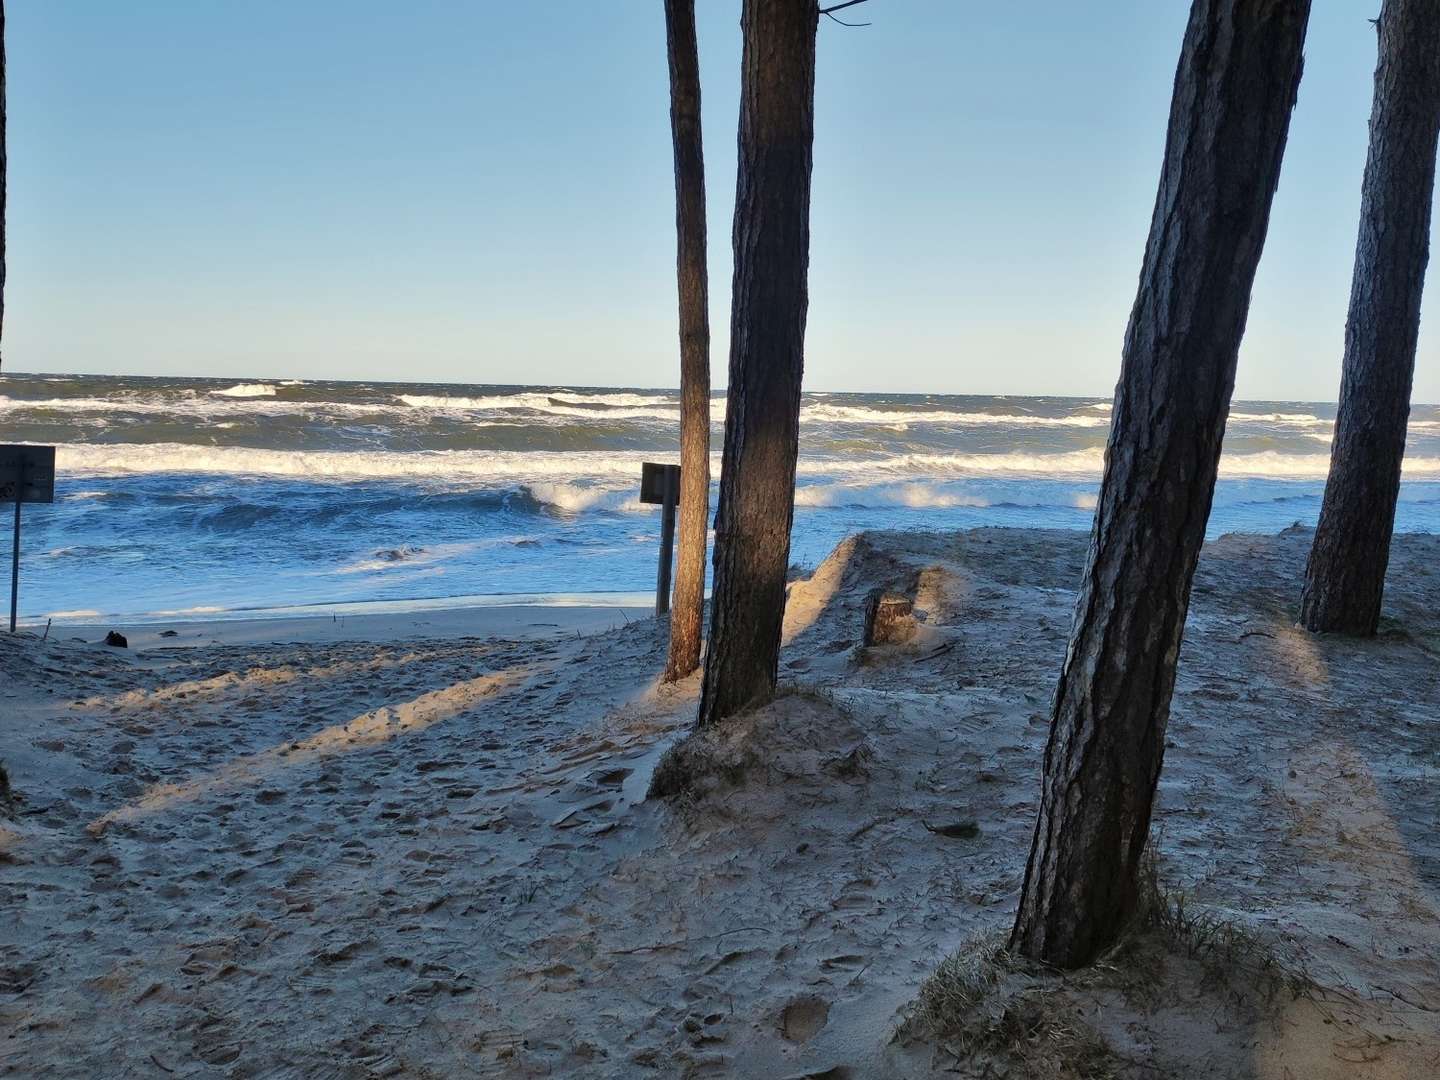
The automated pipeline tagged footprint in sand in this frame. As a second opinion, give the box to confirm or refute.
[779,996,830,1043]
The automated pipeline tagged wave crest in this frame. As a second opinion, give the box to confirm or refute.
[210,383,277,398]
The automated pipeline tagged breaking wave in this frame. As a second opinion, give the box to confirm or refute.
[48,441,1440,483]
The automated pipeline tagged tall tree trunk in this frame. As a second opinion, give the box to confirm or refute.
[662,0,711,683]
[1010,0,1310,970]
[1,1,7,367]
[1299,0,1440,636]
[696,0,816,725]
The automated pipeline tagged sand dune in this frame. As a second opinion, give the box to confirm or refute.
[2,527,1437,1078]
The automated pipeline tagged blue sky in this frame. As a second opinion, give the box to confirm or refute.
[6,0,1434,401]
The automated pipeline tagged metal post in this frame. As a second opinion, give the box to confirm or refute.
[655,467,678,616]
[10,459,23,633]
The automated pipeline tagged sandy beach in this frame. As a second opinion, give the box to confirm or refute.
[3,525,1438,1078]
[27,603,654,653]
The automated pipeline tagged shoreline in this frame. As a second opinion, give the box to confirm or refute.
[22,600,654,650]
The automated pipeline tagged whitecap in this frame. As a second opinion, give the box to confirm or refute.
[210,383,277,398]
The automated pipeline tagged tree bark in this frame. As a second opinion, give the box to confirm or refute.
[1299,0,1440,636]
[696,0,816,725]
[1010,0,1310,970]
[1,1,7,368]
[662,0,711,683]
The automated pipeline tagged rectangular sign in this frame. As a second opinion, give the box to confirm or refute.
[639,462,680,505]
[0,445,57,504]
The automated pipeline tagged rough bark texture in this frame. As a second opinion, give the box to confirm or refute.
[1010,0,1310,969]
[662,0,712,683]
[1299,0,1440,636]
[1,2,7,368]
[696,0,816,726]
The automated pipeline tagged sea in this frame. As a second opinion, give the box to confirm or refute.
[3,372,1439,624]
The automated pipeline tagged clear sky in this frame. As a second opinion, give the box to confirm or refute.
[5,0,1435,402]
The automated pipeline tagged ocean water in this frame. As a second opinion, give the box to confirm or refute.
[3,372,1439,623]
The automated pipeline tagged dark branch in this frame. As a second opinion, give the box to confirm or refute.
[819,0,872,26]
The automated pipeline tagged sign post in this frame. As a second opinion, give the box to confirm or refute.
[639,462,681,616]
[1,445,57,633]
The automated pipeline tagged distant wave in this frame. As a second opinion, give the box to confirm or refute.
[210,383,277,398]
[398,394,1118,428]
[398,390,670,409]
[799,404,1110,427]
[0,394,385,417]
[795,484,999,509]
[397,391,684,419]
[1229,411,1326,425]
[793,482,1104,511]
[48,441,1440,484]
[23,388,1372,435]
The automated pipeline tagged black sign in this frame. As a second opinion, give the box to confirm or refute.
[639,462,680,505]
[0,445,57,504]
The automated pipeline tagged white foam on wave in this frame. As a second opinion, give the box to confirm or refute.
[397,392,689,422]
[5,387,1206,433]
[54,441,1440,486]
[53,442,1108,482]
[799,449,1108,477]
[395,394,1115,428]
[211,383,277,398]
[335,541,482,575]
[794,483,995,509]
[1230,411,1327,425]
[526,482,642,513]
[0,394,386,418]
[800,404,1110,427]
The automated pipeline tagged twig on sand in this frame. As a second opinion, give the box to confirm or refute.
[150,1054,176,1074]
[848,816,888,842]
[1376,984,1440,1013]
[923,819,980,839]
[913,643,954,664]
[610,926,772,956]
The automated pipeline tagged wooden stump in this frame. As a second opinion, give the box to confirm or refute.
[862,590,917,646]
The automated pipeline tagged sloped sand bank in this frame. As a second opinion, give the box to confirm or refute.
[2,527,1437,1078]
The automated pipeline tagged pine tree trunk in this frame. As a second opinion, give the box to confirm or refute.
[1010,0,1310,970]
[1,1,7,365]
[1299,0,1440,636]
[662,0,711,683]
[696,0,816,725]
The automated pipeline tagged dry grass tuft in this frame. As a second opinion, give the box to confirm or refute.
[906,933,1119,1080]
[1118,850,1311,1006]
[907,857,1314,1078]
[646,729,758,801]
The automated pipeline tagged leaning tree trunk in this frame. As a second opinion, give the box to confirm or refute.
[662,0,712,683]
[1299,0,1440,636]
[696,0,816,725]
[1010,0,1311,970]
